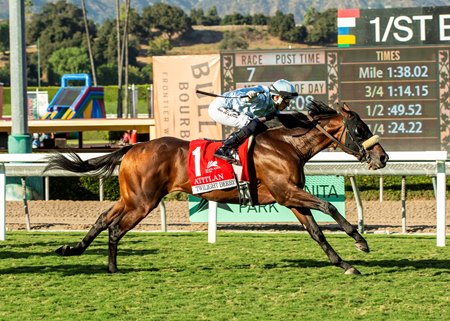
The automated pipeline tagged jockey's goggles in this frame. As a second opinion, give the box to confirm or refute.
[269,85,299,100]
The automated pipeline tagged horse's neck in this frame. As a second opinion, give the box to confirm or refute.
[261,114,344,160]
[310,116,344,154]
[288,116,344,160]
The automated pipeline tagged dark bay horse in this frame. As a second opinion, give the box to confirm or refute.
[44,101,388,275]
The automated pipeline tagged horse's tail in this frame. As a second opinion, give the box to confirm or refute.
[43,145,134,178]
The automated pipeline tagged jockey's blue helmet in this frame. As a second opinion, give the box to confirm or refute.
[270,79,298,99]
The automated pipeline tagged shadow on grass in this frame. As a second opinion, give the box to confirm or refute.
[0,264,161,276]
[0,247,160,260]
[352,258,450,271]
[267,258,450,273]
[2,254,449,276]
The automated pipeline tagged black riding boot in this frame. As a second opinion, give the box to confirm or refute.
[214,118,260,163]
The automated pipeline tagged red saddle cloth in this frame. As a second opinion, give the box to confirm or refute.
[188,139,250,194]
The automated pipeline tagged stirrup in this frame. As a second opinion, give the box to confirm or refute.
[214,147,235,163]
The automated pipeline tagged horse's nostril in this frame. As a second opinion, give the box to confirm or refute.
[381,154,388,164]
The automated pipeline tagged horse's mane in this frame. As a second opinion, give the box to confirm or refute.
[306,100,338,117]
[265,100,337,131]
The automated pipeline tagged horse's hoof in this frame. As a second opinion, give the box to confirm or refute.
[355,242,370,253]
[55,245,70,256]
[344,267,362,275]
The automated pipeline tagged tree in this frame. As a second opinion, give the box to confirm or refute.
[92,19,139,68]
[190,8,205,25]
[268,11,286,37]
[93,19,118,66]
[284,25,308,43]
[0,23,9,54]
[122,5,145,43]
[96,64,118,85]
[252,14,270,25]
[142,3,191,42]
[278,13,296,41]
[47,47,90,78]
[219,31,249,50]
[26,0,96,72]
[0,64,10,85]
[221,13,251,25]
[304,7,318,26]
[267,11,308,44]
[305,8,337,44]
[190,7,220,26]
[203,7,221,26]
[141,63,152,83]
[148,36,172,56]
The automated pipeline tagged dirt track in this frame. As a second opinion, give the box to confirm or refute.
[5,199,450,234]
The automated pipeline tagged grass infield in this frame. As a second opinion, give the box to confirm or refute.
[0,232,449,320]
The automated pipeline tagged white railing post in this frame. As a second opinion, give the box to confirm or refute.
[401,176,407,234]
[436,160,446,247]
[349,176,364,233]
[45,176,50,200]
[208,201,217,243]
[159,200,167,232]
[0,164,5,240]
[99,178,104,201]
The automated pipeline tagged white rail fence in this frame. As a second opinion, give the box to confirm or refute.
[0,151,447,246]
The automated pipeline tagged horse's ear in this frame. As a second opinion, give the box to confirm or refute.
[336,102,352,118]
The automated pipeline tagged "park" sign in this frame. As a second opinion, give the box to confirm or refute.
[189,176,345,223]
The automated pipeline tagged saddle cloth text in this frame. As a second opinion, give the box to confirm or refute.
[188,139,250,194]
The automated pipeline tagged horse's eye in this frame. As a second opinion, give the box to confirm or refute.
[355,125,366,137]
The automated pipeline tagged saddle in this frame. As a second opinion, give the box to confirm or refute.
[188,137,254,206]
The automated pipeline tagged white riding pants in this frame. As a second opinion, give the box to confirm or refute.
[208,97,252,129]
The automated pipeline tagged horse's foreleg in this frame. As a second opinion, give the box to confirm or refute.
[280,189,369,253]
[291,207,361,275]
[308,199,369,253]
[324,202,369,253]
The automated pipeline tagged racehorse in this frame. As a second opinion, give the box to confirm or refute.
[44,101,389,275]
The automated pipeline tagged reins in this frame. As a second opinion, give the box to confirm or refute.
[305,112,363,158]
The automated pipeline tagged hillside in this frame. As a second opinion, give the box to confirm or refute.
[136,25,318,66]
[0,25,314,70]
[0,0,448,23]
[172,25,316,53]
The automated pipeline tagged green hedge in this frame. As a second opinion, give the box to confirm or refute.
[1,85,151,116]
[49,176,120,200]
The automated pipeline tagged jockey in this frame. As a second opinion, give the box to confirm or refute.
[208,79,298,163]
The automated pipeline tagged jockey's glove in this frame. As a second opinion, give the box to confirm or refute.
[265,111,278,121]
[245,90,258,102]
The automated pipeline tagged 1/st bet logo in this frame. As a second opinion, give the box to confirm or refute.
[370,14,450,42]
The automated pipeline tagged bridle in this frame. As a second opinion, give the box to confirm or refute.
[306,113,380,163]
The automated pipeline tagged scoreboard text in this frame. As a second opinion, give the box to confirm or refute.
[221,46,449,152]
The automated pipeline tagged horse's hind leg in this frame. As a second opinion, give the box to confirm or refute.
[107,202,160,273]
[291,207,361,275]
[55,202,124,256]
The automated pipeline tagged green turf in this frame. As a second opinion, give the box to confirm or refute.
[0,232,449,320]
